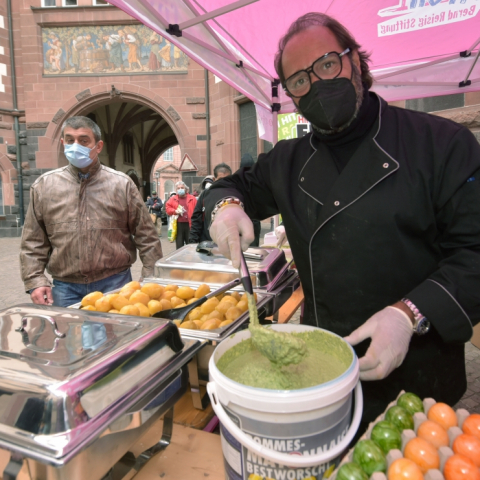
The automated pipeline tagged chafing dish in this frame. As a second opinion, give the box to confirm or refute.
[0,304,203,480]
[154,244,291,291]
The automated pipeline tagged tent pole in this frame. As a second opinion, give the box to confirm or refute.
[461,48,480,86]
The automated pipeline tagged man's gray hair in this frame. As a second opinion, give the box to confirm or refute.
[61,116,102,143]
[175,181,187,188]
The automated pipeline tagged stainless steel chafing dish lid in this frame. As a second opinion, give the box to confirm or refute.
[154,243,288,289]
[0,304,196,462]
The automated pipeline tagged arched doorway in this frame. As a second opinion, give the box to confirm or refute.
[79,100,179,199]
[164,179,174,199]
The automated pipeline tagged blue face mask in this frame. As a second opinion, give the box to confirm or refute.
[177,189,185,196]
[64,143,96,169]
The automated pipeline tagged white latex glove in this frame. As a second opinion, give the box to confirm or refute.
[344,306,413,381]
[175,205,184,214]
[275,225,287,248]
[209,205,254,269]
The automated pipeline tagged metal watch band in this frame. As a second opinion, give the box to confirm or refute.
[401,297,430,335]
[210,197,244,224]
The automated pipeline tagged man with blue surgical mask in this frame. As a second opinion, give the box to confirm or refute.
[20,116,163,307]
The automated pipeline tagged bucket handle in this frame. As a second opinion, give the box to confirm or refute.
[207,381,363,468]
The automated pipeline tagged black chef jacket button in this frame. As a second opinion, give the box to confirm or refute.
[383,163,389,168]
[334,201,340,206]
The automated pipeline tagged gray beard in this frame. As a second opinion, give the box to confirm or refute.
[299,65,365,136]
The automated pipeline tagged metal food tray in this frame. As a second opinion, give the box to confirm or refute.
[154,244,290,291]
[69,280,272,343]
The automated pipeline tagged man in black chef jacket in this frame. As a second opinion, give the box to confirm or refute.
[204,12,480,430]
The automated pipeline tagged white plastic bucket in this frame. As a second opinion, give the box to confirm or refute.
[207,324,362,480]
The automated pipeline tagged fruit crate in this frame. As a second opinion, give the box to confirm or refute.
[330,391,479,480]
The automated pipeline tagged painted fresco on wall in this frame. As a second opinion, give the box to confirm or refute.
[42,25,189,76]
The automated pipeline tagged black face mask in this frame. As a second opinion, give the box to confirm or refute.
[298,77,357,131]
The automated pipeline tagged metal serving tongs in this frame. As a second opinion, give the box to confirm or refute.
[240,249,307,367]
[153,278,241,321]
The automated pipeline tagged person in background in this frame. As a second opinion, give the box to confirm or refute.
[204,12,480,431]
[165,181,197,249]
[20,116,163,307]
[189,163,232,244]
[146,191,163,237]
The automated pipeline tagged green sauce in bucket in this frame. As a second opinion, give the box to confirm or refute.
[216,329,353,390]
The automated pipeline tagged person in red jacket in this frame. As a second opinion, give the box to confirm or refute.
[165,181,197,249]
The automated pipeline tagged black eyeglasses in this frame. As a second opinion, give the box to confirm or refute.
[284,48,351,98]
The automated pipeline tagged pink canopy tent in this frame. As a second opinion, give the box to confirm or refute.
[107,0,480,140]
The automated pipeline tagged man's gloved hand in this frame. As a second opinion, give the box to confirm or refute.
[209,205,254,269]
[275,225,287,248]
[30,286,53,305]
[344,306,413,381]
[175,205,184,215]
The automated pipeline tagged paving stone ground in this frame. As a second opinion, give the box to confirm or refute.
[1,226,479,414]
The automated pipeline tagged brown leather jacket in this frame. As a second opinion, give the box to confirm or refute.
[20,161,163,291]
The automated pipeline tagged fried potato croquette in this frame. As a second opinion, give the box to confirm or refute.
[170,269,185,280]
[147,300,163,316]
[200,318,221,330]
[194,284,211,298]
[122,281,141,291]
[111,295,131,311]
[207,309,224,320]
[119,288,136,300]
[215,302,232,316]
[119,305,140,316]
[81,305,97,311]
[141,283,164,299]
[164,284,179,292]
[160,299,172,310]
[225,306,242,321]
[236,300,248,312]
[219,319,234,328]
[134,303,150,317]
[95,296,112,312]
[221,295,238,306]
[180,320,198,330]
[170,296,185,308]
[172,319,182,327]
[161,291,176,301]
[108,309,119,313]
[187,298,197,305]
[129,290,150,306]
[81,291,103,307]
[200,297,219,314]
[230,291,242,302]
[176,286,195,300]
[193,320,204,329]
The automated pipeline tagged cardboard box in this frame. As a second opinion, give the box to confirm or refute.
[471,323,480,349]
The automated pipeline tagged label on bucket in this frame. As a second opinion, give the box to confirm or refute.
[220,397,352,480]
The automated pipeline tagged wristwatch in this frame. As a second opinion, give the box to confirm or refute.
[210,197,244,223]
[401,298,430,335]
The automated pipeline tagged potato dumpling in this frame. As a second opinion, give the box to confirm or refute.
[225,306,242,321]
[176,286,195,300]
[215,302,232,316]
[164,284,179,292]
[221,295,238,306]
[188,307,203,321]
[201,318,221,330]
[82,305,97,311]
[134,303,150,317]
[161,291,176,301]
[188,271,205,282]
[95,296,112,313]
[122,281,141,291]
[236,300,248,312]
[119,305,140,316]
[219,319,234,328]
[129,290,150,306]
[180,320,198,330]
[170,296,185,308]
[207,309,224,320]
[108,309,120,313]
[148,300,163,316]
[111,295,131,311]
[200,297,220,314]
[119,288,136,300]
[230,291,242,302]
[141,283,164,299]
[160,299,172,310]
[170,269,185,280]
[81,291,103,307]
[194,284,211,299]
